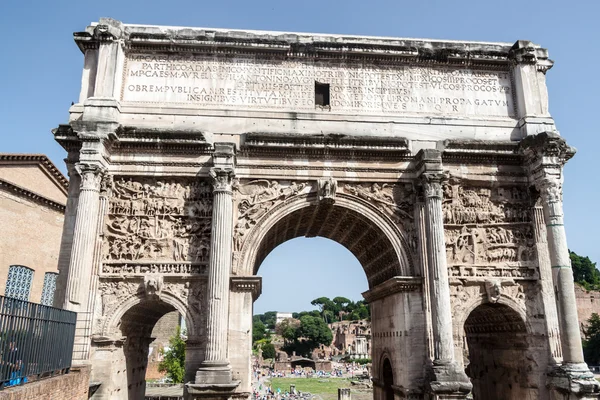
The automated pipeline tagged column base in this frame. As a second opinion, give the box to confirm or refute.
[425,361,472,399]
[548,363,600,399]
[193,360,241,385]
[186,361,241,400]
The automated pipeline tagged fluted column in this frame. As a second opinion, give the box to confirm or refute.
[422,173,455,363]
[417,149,471,397]
[538,176,584,365]
[520,132,599,395]
[205,166,235,363]
[64,163,104,307]
[193,143,240,389]
[62,163,104,364]
[532,204,562,363]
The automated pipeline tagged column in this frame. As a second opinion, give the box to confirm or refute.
[537,176,584,365]
[422,172,455,364]
[193,143,239,388]
[520,132,599,396]
[64,163,104,306]
[62,163,104,364]
[205,166,235,363]
[416,150,471,397]
[532,204,562,363]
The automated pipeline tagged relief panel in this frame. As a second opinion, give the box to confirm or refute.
[102,177,213,276]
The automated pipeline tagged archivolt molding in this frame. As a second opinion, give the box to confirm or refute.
[233,179,416,285]
[450,281,530,337]
[99,279,201,338]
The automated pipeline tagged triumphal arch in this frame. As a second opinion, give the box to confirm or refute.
[53,18,599,400]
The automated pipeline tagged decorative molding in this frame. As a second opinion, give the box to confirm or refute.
[230,276,262,300]
[362,276,422,303]
[241,133,410,160]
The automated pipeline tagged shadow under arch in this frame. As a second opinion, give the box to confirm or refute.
[381,354,395,400]
[237,193,415,287]
[462,299,535,400]
[454,292,530,337]
[102,291,198,338]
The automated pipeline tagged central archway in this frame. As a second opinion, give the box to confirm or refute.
[238,193,415,287]
[230,191,423,398]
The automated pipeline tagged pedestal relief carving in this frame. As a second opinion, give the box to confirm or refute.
[103,177,213,268]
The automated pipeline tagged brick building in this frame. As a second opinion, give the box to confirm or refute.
[0,154,67,304]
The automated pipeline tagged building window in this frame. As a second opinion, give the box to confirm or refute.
[5,265,34,301]
[40,272,58,306]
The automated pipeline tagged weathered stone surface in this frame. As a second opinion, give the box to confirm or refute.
[50,19,598,400]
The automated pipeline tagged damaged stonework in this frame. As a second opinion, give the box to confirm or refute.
[52,18,597,400]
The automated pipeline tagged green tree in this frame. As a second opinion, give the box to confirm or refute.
[311,297,337,322]
[583,313,600,364]
[298,315,333,352]
[158,327,186,383]
[253,320,267,343]
[570,251,600,290]
[261,343,276,359]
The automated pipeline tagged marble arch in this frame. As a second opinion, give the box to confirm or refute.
[236,190,415,283]
[52,18,599,400]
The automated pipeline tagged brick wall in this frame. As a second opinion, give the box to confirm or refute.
[0,366,89,400]
[146,311,181,380]
[575,284,600,333]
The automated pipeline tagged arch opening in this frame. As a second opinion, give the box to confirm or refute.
[252,204,404,288]
[463,302,532,400]
[101,298,187,400]
[382,357,394,400]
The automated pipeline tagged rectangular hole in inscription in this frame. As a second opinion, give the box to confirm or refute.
[315,82,330,108]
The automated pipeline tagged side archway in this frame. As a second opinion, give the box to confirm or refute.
[462,299,536,400]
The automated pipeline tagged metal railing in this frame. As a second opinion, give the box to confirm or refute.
[0,295,76,388]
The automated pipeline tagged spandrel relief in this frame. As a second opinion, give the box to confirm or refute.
[342,182,416,252]
[443,182,537,280]
[103,177,213,270]
[234,180,310,251]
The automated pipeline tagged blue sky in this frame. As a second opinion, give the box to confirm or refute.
[1,0,598,314]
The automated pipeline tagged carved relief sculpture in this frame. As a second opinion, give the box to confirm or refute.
[234,180,309,251]
[103,177,213,268]
[442,181,537,281]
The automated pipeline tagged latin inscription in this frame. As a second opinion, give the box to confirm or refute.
[122,54,515,117]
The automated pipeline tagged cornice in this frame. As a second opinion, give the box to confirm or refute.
[362,276,422,303]
[240,132,410,160]
[0,153,69,193]
[230,276,262,301]
[0,178,66,213]
[73,19,552,69]
[442,139,522,165]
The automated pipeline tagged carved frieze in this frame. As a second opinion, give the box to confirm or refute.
[103,177,213,268]
[101,263,207,276]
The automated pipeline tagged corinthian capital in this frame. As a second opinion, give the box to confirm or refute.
[537,176,562,205]
[421,172,446,199]
[75,163,105,191]
[209,167,235,193]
